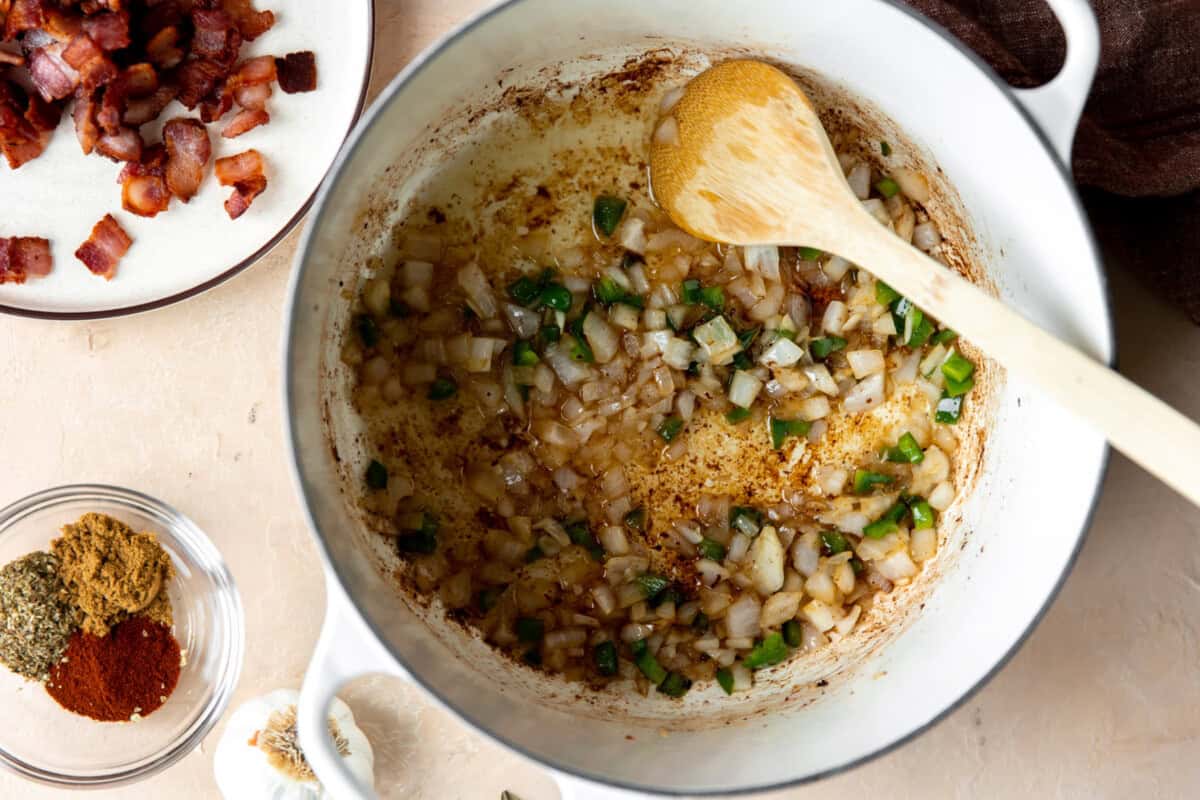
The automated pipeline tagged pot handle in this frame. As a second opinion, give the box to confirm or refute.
[1010,0,1100,163]
[298,579,406,800]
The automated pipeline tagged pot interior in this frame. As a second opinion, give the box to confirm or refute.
[287,1,1110,792]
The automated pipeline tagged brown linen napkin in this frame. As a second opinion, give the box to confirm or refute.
[901,0,1200,323]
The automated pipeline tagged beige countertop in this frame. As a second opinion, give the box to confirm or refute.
[3,1,1199,797]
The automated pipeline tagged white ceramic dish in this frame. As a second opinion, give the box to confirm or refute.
[0,0,373,320]
[284,0,1110,797]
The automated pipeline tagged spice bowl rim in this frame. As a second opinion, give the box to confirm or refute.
[0,483,245,789]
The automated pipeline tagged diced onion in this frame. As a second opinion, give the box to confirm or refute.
[724,594,762,638]
[457,263,498,319]
[823,255,852,281]
[803,364,839,396]
[743,245,781,281]
[846,349,885,378]
[892,166,931,203]
[847,162,871,200]
[759,337,805,368]
[913,221,942,251]
[618,217,648,254]
[929,481,955,511]
[402,260,433,288]
[545,343,592,385]
[843,372,885,413]
[822,300,848,335]
[503,303,540,338]
[598,525,630,555]
[799,394,831,419]
[728,371,764,408]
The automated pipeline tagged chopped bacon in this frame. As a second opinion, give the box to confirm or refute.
[233,81,269,111]
[120,143,170,217]
[215,148,265,219]
[0,80,56,168]
[27,44,79,101]
[75,213,131,279]
[95,125,141,161]
[62,34,118,91]
[221,106,266,138]
[163,117,209,201]
[145,25,183,70]
[0,236,53,284]
[221,0,273,41]
[275,51,317,94]
[72,86,99,154]
[122,62,157,96]
[4,0,44,41]
[122,83,175,126]
[175,57,225,109]
[191,9,240,67]
[81,10,129,51]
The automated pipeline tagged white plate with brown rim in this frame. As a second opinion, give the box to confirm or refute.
[0,0,373,320]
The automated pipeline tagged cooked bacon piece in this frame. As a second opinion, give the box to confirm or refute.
[96,79,126,133]
[95,126,142,162]
[122,62,157,96]
[176,57,225,109]
[62,34,118,91]
[40,8,83,42]
[221,106,266,138]
[23,91,60,133]
[191,9,240,67]
[27,44,79,101]
[120,144,170,217]
[275,51,316,94]
[215,148,266,219]
[72,86,99,154]
[3,0,43,41]
[145,25,183,70]
[163,117,210,201]
[0,237,53,284]
[75,213,131,280]
[82,10,129,51]
[0,80,56,168]
[221,0,273,40]
[225,55,274,112]
[122,83,176,126]
[233,81,269,110]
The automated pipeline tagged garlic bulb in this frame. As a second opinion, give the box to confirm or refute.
[214,689,374,800]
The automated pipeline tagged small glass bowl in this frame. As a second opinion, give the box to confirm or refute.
[0,485,244,788]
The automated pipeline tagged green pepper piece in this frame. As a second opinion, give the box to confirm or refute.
[365,459,387,490]
[516,617,544,643]
[698,538,727,561]
[658,672,692,698]
[876,177,900,198]
[634,573,671,601]
[875,280,901,306]
[428,377,458,400]
[743,632,789,669]
[354,314,379,348]
[782,619,803,648]
[631,639,668,684]
[657,416,684,442]
[593,195,627,237]
[810,336,847,359]
[512,339,540,366]
[539,283,573,312]
[507,276,541,306]
[716,667,735,695]
[935,392,963,424]
[593,641,618,676]
[853,469,894,494]
[820,530,850,555]
[681,279,702,305]
[798,246,823,261]
[770,417,812,449]
[726,406,752,424]
[910,498,936,530]
[699,285,725,312]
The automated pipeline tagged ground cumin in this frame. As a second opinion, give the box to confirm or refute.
[51,513,174,637]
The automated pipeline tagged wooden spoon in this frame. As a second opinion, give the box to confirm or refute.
[650,59,1200,507]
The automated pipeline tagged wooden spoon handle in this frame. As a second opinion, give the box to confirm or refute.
[838,218,1200,506]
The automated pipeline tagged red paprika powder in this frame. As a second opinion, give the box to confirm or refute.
[46,616,181,722]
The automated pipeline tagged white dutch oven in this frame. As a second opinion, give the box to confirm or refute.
[283,0,1109,796]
